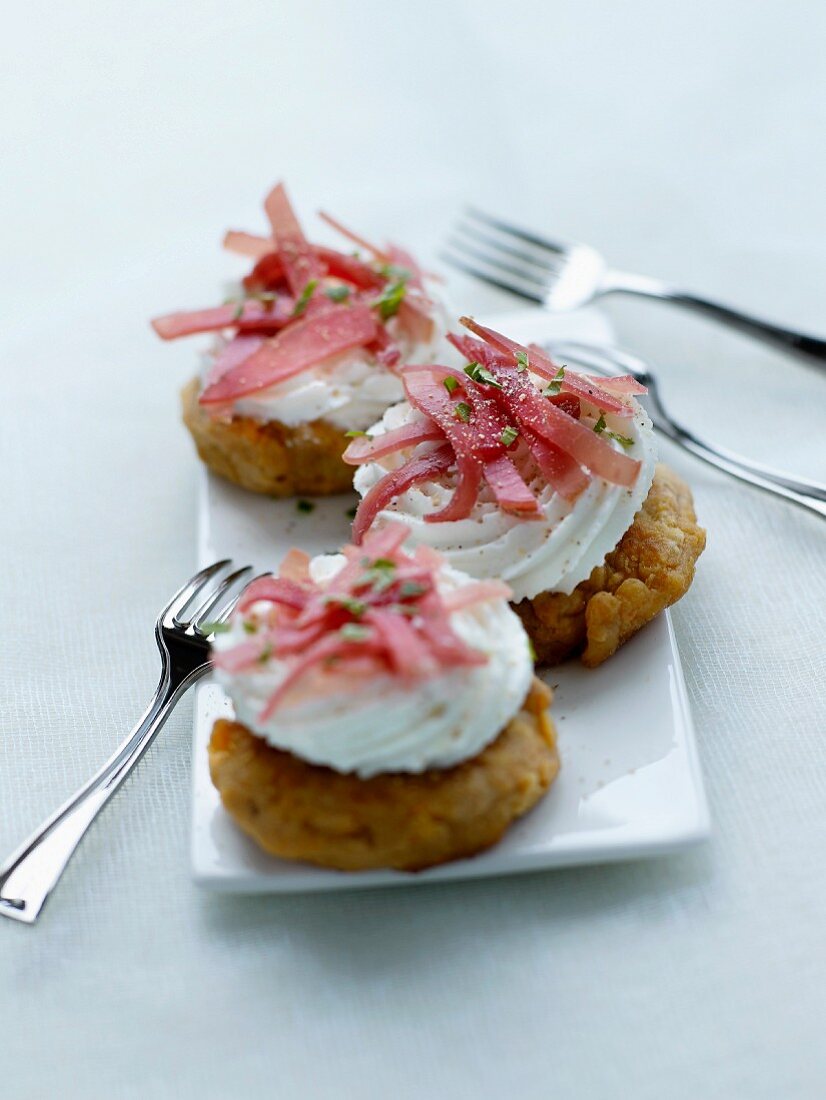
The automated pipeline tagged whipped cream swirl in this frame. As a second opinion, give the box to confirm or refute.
[205,297,449,431]
[211,556,534,778]
[353,399,657,601]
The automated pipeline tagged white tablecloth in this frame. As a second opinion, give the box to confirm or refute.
[1,2,824,1097]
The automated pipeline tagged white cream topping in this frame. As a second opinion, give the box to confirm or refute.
[204,294,449,431]
[211,556,534,778]
[353,398,657,602]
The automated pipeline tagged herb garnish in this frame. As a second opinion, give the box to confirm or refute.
[378,262,413,282]
[454,402,471,422]
[258,643,273,663]
[340,623,370,642]
[232,301,245,321]
[242,620,258,634]
[593,413,607,434]
[544,366,566,396]
[515,350,529,372]
[200,620,232,636]
[296,499,316,514]
[609,432,634,449]
[345,429,372,439]
[324,594,367,617]
[374,279,407,320]
[443,376,459,395]
[399,581,428,599]
[464,362,503,389]
[324,285,350,303]
[292,279,318,317]
[500,426,519,447]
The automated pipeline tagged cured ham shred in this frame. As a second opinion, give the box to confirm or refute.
[211,524,506,720]
[348,319,647,544]
[150,182,436,404]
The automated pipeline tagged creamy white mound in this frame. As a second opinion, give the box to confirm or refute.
[211,556,534,778]
[206,297,450,432]
[353,400,657,602]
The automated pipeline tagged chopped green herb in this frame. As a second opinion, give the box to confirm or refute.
[593,413,607,435]
[399,581,428,599]
[242,620,258,634]
[373,279,407,320]
[500,426,519,447]
[292,278,319,317]
[344,429,372,439]
[607,431,635,449]
[464,362,503,389]
[358,557,397,593]
[340,623,370,642]
[324,594,367,617]
[324,285,350,303]
[443,375,460,395]
[527,636,537,662]
[543,366,566,396]
[454,402,471,422]
[258,643,273,664]
[296,499,316,514]
[378,262,412,282]
[515,350,529,372]
[232,301,245,321]
[200,620,232,636]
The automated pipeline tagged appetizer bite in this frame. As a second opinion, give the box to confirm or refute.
[208,523,558,871]
[152,183,443,497]
[348,318,705,667]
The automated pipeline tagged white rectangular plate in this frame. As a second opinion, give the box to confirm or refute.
[192,309,709,892]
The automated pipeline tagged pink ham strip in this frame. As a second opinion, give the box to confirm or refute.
[279,548,311,583]
[265,182,325,297]
[151,297,294,340]
[352,446,454,544]
[441,579,513,612]
[258,634,378,721]
[200,303,378,404]
[237,576,307,613]
[404,367,541,516]
[582,373,648,395]
[460,317,633,418]
[365,608,437,679]
[211,638,274,673]
[447,332,639,489]
[318,211,390,262]
[482,454,542,517]
[223,230,273,258]
[203,335,264,388]
[343,420,446,465]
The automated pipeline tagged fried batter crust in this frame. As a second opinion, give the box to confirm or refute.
[181,376,355,496]
[208,679,558,871]
[513,464,706,668]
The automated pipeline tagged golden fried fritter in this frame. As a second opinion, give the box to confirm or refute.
[513,464,705,667]
[208,678,558,872]
[181,376,355,497]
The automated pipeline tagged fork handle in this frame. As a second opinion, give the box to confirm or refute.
[0,665,207,925]
[655,417,826,520]
[606,273,826,365]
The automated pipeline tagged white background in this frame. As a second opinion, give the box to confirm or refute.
[1,2,825,1097]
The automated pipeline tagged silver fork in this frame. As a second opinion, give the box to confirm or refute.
[0,559,253,925]
[445,208,826,366]
[546,339,826,522]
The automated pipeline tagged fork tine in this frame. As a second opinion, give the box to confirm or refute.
[190,566,253,631]
[196,572,271,637]
[455,222,562,274]
[465,206,571,255]
[439,249,545,305]
[447,235,555,288]
[162,560,232,627]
